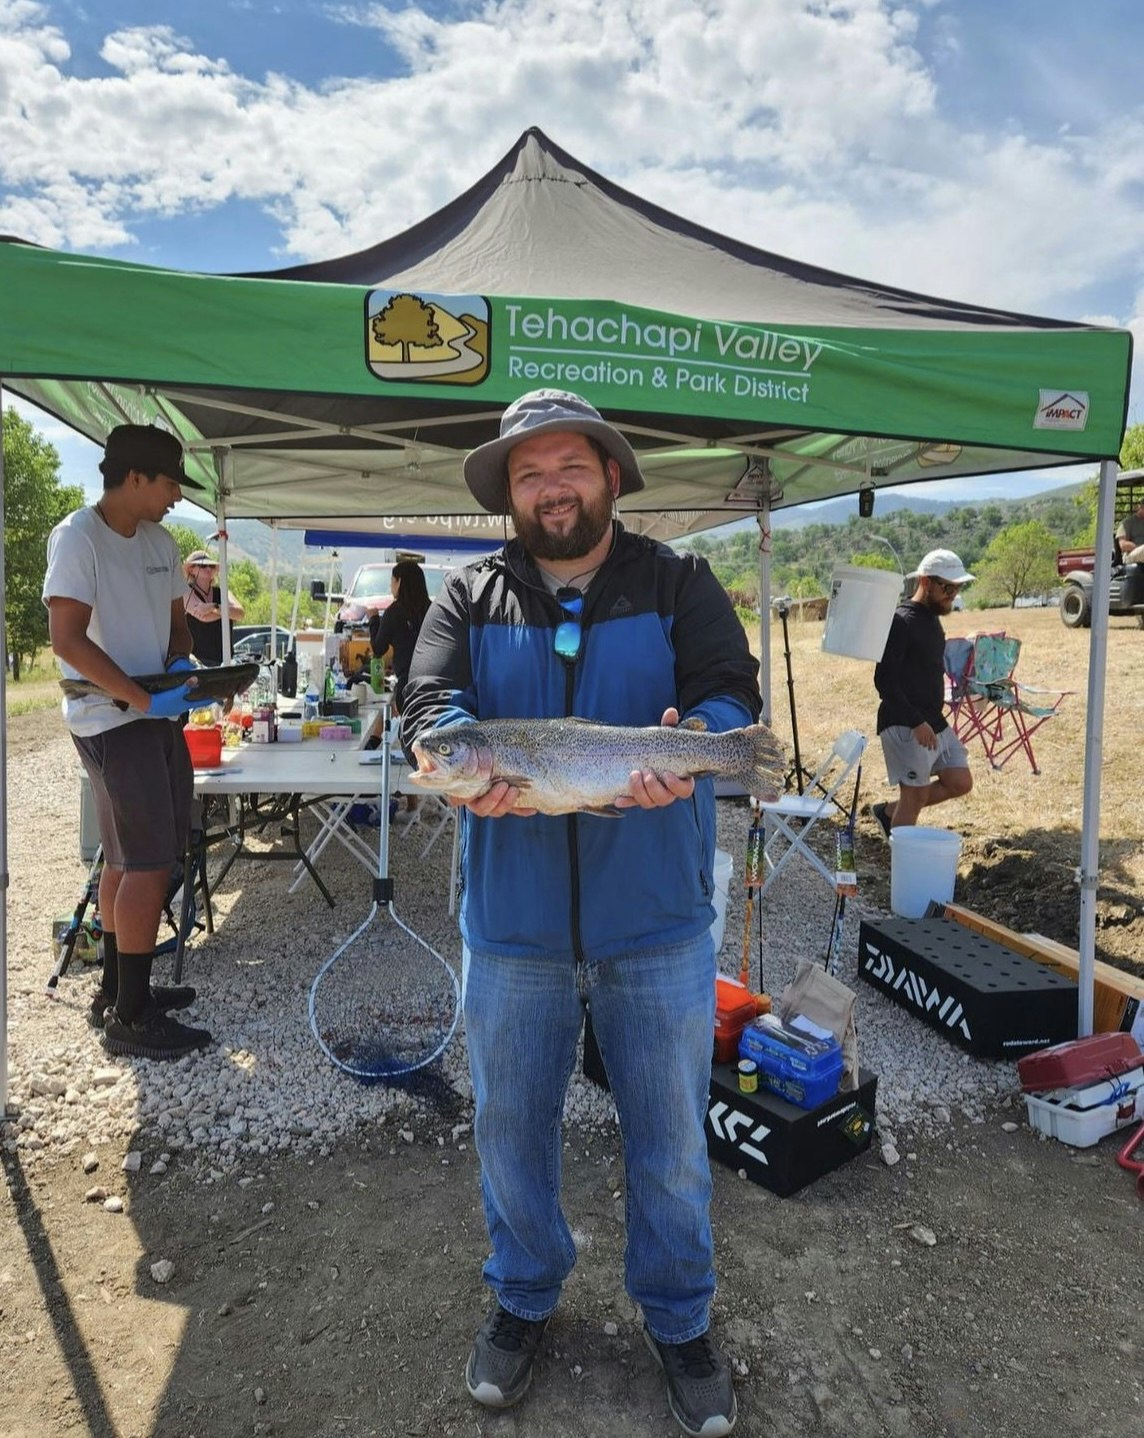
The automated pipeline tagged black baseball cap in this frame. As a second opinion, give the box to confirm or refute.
[101,424,205,491]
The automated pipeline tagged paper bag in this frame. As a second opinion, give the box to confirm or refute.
[779,961,859,1091]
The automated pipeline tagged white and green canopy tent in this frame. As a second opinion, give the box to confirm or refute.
[0,128,1132,1104]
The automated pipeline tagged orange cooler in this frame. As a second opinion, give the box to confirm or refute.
[715,976,768,1063]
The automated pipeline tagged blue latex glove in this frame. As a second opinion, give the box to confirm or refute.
[147,684,194,720]
[163,656,213,709]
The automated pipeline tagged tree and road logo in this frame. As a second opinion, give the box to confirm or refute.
[366,290,490,384]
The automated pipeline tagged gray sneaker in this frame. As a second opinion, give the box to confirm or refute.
[465,1303,549,1408]
[644,1325,737,1437]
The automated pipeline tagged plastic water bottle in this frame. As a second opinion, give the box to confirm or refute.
[303,682,319,722]
[333,661,347,699]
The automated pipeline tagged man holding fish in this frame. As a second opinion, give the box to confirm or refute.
[403,389,780,1437]
[43,424,214,1061]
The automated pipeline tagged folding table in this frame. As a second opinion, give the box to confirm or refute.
[192,738,415,902]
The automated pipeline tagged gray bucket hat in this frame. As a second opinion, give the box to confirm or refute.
[462,389,645,514]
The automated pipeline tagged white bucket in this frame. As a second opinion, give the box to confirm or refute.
[821,564,903,662]
[711,848,733,954]
[890,826,963,918]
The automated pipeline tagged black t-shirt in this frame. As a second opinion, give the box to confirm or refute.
[873,600,948,734]
[186,611,223,666]
[370,603,425,710]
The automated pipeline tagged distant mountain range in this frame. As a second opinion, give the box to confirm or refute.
[178,480,1086,572]
[729,481,1085,534]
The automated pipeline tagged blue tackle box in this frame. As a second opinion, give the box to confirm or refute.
[738,1015,844,1110]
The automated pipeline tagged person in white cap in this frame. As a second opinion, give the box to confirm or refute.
[871,548,974,836]
[182,549,245,665]
[401,389,755,1436]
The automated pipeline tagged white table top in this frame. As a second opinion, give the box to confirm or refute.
[192,736,414,797]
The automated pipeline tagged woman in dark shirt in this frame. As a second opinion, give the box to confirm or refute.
[369,560,431,715]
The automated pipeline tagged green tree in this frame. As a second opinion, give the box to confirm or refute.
[165,522,205,561]
[1120,422,1144,471]
[849,551,898,572]
[3,409,85,678]
[973,520,1059,608]
[227,557,263,609]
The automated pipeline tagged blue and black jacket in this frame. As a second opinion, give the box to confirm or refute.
[400,526,760,962]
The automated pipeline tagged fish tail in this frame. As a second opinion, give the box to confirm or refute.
[733,723,786,802]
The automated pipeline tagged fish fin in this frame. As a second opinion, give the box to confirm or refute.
[735,722,787,802]
[499,774,534,791]
[679,717,708,731]
[563,717,612,729]
[580,805,625,818]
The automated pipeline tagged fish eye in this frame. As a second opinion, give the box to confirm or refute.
[435,742,453,757]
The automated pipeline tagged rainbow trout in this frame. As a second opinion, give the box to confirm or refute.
[409,716,785,816]
[59,662,260,711]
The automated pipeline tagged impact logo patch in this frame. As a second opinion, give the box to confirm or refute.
[1034,389,1089,431]
[366,290,490,386]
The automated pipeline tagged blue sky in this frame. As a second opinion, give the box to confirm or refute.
[2,0,1142,519]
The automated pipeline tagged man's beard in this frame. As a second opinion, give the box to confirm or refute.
[510,484,613,561]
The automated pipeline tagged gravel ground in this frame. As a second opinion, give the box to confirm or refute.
[6,715,1144,1438]
[3,718,1019,1175]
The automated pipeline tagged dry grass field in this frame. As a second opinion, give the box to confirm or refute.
[753,603,1144,975]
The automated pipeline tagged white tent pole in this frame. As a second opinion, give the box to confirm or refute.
[757,499,772,727]
[1076,458,1118,1036]
[215,450,232,665]
[268,521,279,700]
[0,383,9,1114]
[323,551,337,637]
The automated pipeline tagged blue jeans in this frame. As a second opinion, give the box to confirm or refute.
[462,932,717,1344]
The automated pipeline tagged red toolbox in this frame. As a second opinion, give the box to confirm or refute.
[1017,1032,1142,1093]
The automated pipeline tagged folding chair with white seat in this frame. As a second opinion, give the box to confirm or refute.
[759,729,866,896]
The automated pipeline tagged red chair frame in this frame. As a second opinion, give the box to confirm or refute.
[943,632,1069,775]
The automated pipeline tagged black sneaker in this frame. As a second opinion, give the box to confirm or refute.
[644,1326,737,1438]
[872,801,893,840]
[88,984,197,1029]
[464,1303,549,1409]
[101,1001,211,1060]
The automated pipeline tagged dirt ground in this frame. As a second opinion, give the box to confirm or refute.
[3,604,1144,1438]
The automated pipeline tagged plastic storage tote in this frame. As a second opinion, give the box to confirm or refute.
[738,1015,843,1110]
[1017,1032,1142,1094]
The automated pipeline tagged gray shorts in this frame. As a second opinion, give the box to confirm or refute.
[880,724,970,788]
[72,719,193,871]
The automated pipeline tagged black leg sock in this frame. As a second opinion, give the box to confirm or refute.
[115,951,155,1023]
[99,931,119,1002]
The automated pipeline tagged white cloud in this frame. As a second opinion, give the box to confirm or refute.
[0,0,1140,379]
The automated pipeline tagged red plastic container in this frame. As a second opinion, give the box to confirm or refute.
[714,977,763,1063]
[183,723,223,769]
[1017,1032,1142,1094]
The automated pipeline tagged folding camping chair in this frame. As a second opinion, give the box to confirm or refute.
[759,729,866,896]
[943,631,1069,774]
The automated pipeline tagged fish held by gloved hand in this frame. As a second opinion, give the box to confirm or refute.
[59,662,260,712]
[409,716,785,816]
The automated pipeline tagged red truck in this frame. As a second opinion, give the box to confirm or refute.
[1057,469,1144,629]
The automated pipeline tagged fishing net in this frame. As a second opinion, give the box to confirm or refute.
[308,704,459,1080]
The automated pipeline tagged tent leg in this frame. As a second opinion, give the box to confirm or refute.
[214,451,232,663]
[1077,458,1117,1036]
[0,383,10,1115]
